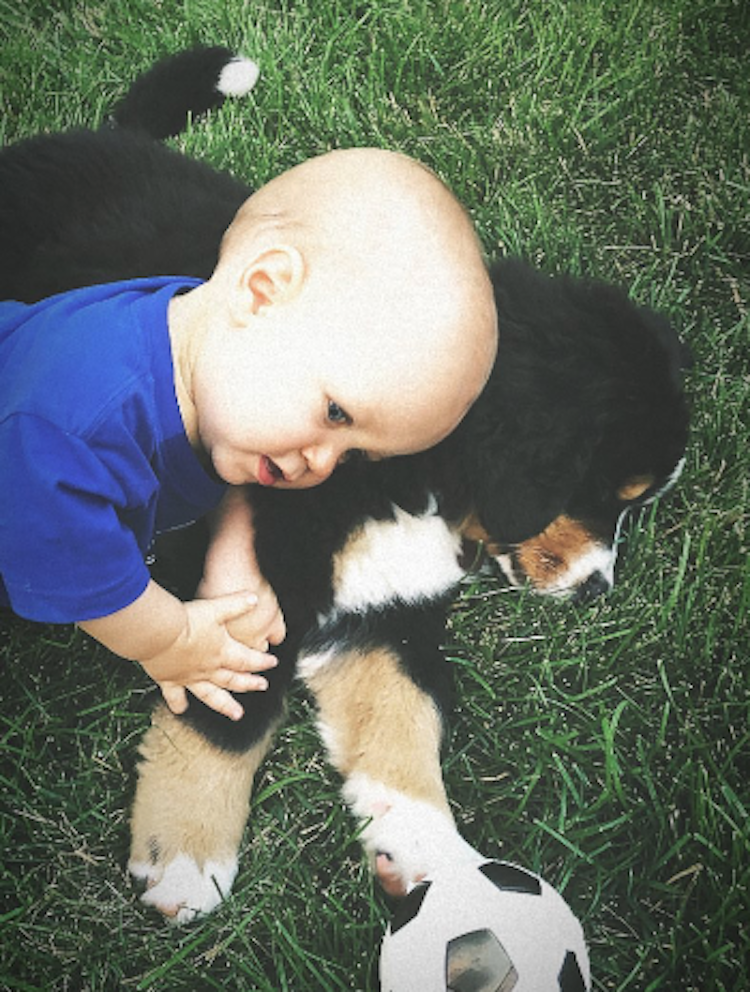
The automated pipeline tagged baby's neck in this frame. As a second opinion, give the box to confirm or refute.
[167,289,203,450]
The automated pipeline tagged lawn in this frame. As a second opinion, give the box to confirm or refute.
[1,1,748,990]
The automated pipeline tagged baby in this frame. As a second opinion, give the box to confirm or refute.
[0,148,497,720]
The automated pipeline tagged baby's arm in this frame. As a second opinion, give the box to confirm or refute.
[78,579,277,720]
[197,486,286,650]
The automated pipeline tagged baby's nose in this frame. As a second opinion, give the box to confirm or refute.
[303,444,340,480]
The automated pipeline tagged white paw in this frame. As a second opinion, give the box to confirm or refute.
[343,774,481,892]
[367,802,481,889]
[129,853,237,925]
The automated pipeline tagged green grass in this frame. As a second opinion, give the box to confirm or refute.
[1,0,748,989]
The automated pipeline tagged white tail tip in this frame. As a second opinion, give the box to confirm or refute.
[218,56,260,97]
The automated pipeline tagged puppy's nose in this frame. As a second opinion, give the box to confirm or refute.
[574,570,612,604]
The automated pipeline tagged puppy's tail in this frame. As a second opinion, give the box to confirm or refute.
[109,46,259,141]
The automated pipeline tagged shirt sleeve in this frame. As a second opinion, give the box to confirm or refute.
[0,414,151,623]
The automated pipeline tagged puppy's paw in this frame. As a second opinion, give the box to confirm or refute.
[128,705,271,923]
[129,853,237,924]
[343,773,481,896]
[375,852,422,898]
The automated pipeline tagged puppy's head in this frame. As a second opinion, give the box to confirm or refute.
[455,259,690,601]
[462,463,685,601]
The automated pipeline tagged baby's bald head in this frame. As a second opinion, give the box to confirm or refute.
[209,148,497,459]
[221,147,473,267]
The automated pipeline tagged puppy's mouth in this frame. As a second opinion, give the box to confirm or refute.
[258,455,285,486]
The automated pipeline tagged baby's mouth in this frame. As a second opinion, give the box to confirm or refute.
[258,455,284,486]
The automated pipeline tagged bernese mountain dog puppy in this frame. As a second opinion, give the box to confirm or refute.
[0,48,689,920]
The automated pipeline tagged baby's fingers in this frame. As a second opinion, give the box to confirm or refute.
[217,669,272,693]
[160,683,189,715]
[222,644,278,676]
[214,648,279,691]
[209,590,259,625]
[187,682,245,721]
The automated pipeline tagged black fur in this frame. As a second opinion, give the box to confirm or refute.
[0,128,246,302]
[149,456,454,752]
[459,259,690,544]
[110,45,241,139]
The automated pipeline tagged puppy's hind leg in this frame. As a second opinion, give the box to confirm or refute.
[129,704,278,924]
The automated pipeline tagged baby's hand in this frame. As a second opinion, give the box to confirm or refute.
[139,591,278,721]
[224,577,286,652]
[197,553,286,655]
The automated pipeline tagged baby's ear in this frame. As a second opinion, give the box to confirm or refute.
[242,247,305,315]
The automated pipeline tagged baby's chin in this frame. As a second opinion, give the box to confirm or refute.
[205,452,254,488]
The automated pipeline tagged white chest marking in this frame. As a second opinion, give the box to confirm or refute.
[330,504,464,614]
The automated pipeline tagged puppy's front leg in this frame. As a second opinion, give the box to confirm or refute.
[301,647,477,896]
[129,704,278,923]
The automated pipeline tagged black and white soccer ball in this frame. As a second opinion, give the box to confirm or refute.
[379,859,590,992]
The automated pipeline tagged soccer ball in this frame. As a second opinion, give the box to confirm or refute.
[379,859,590,992]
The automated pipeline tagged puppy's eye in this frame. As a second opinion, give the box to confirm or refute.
[327,400,352,426]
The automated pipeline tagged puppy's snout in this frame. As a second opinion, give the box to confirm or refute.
[574,570,612,604]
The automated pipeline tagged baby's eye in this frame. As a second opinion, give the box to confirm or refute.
[327,400,352,426]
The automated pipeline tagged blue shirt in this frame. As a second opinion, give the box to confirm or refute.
[0,278,227,623]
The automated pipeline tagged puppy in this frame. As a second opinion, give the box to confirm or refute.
[0,48,689,919]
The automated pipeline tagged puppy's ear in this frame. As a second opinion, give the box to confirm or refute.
[470,439,586,545]
[458,398,596,546]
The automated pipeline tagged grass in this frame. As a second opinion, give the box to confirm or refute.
[1,0,748,989]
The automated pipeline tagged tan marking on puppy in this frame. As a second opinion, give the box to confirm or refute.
[515,514,598,590]
[459,513,502,556]
[617,474,655,501]
[130,704,277,870]
[461,511,616,597]
[303,647,449,815]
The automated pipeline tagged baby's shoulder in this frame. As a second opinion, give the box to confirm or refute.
[0,278,191,436]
